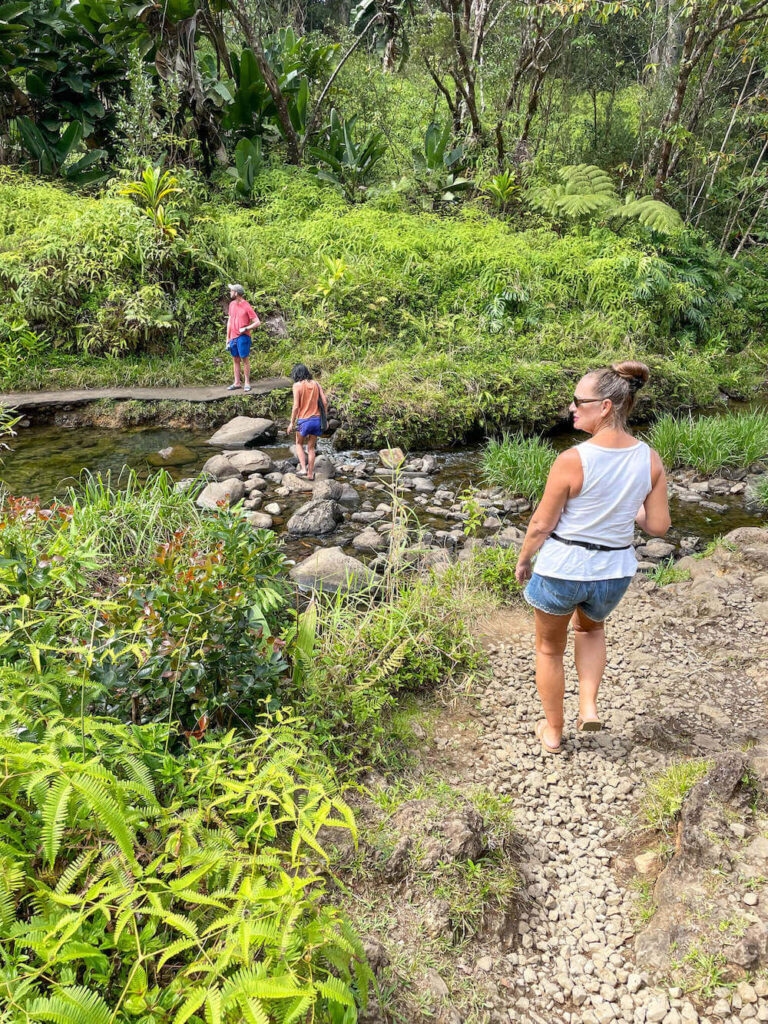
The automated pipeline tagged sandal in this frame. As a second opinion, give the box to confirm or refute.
[243,384,252,393]
[535,720,562,755]
[227,383,241,391]
[576,718,603,732]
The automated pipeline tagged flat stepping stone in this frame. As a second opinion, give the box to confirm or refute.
[207,416,277,448]
[0,378,292,410]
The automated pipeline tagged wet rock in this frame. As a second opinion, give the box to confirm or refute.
[289,546,376,594]
[227,449,274,474]
[644,538,676,559]
[337,483,360,508]
[196,478,245,510]
[148,445,196,466]
[313,456,337,480]
[287,499,344,536]
[412,476,435,493]
[263,502,281,515]
[264,471,283,484]
[207,416,277,448]
[312,479,343,502]
[202,454,241,481]
[352,527,388,553]
[488,525,525,549]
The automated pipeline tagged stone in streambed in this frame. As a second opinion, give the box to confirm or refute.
[487,525,525,549]
[148,445,196,467]
[202,454,241,481]
[196,478,245,510]
[243,511,273,529]
[207,416,276,448]
[287,500,344,536]
[282,472,315,494]
[289,546,376,594]
[379,447,405,469]
[227,449,273,474]
[352,527,388,553]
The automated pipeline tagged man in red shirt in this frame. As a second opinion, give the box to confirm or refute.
[225,284,260,392]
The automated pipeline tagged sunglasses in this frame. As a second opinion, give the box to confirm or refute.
[572,395,604,408]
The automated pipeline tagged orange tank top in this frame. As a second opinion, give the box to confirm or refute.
[295,380,321,419]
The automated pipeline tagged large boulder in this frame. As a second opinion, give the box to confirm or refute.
[289,546,376,593]
[207,416,277,448]
[287,500,344,536]
[196,478,245,510]
[724,526,768,570]
[379,447,406,469]
[227,449,274,475]
[202,454,241,481]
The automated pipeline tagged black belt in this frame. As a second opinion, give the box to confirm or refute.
[551,532,632,553]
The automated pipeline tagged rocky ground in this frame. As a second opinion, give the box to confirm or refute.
[339,528,768,1024]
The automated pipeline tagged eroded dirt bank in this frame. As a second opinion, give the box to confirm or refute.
[340,528,768,1024]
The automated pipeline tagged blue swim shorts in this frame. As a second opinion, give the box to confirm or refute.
[296,416,322,438]
[228,333,251,358]
[524,572,633,622]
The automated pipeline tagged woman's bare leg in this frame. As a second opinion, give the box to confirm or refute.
[295,435,307,473]
[573,607,606,722]
[307,436,317,479]
[534,608,571,748]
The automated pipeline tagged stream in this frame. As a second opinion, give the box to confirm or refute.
[1,422,765,563]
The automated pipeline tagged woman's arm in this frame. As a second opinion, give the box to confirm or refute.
[636,450,671,537]
[515,450,581,584]
[287,383,300,434]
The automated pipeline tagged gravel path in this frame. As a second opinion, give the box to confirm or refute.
[455,546,768,1024]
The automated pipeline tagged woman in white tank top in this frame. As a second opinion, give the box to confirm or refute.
[514,361,671,755]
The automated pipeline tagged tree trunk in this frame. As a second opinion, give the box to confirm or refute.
[227,0,302,164]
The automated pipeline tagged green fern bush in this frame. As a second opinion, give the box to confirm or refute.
[0,667,371,1023]
[529,163,683,235]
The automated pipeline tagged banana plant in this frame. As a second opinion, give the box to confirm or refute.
[16,117,107,184]
[227,137,264,197]
[308,108,386,202]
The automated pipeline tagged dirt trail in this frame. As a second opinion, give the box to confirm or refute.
[357,530,768,1024]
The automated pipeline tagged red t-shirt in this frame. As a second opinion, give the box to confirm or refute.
[228,299,259,339]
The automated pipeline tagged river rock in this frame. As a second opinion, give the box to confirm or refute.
[264,502,281,515]
[725,527,768,569]
[202,454,241,481]
[352,527,388,553]
[312,479,344,501]
[282,472,315,494]
[289,546,376,593]
[487,525,525,549]
[337,483,360,508]
[227,449,273,474]
[207,416,276,448]
[313,456,337,480]
[196,478,245,510]
[644,538,676,559]
[245,474,268,491]
[243,511,273,529]
[379,447,405,469]
[148,445,196,467]
[412,476,435,493]
[287,499,344,536]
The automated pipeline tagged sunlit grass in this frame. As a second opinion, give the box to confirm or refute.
[641,759,712,835]
[647,410,768,474]
[482,432,556,502]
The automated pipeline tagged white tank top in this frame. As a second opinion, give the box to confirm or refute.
[533,440,652,581]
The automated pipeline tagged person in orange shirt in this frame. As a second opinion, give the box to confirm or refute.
[286,364,327,480]
[225,284,260,393]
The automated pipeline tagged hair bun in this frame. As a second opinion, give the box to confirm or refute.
[611,360,649,394]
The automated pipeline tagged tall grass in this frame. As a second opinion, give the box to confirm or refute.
[647,410,768,473]
[756,475,768,508]
[641,759,712,835]
[482,432,556,502]
[65,468,204,564]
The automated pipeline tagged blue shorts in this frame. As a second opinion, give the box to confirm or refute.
[228,333,251,358]
[524,572,633,622]
[297,416,322,438]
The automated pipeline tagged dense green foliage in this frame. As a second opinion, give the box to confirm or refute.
[647,409,768,473]
[482,433,558,502]
[2,168,764,446]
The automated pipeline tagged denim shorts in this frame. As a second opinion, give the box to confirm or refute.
[524,572,633,622]
[228,333,251,358]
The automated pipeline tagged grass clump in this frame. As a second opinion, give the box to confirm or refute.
[647,409,768,474]
[645,557,692,586]
[461,545,522,602]
[482,432,556,502]
[642,758,713,835]
[756,475,768,508]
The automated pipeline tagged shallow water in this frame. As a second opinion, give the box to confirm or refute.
[1,422,765,551]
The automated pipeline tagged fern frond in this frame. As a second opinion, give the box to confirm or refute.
[29,985,111,1024]
[42,779,72,868]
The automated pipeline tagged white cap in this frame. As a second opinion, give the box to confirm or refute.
[227,283,245,295]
